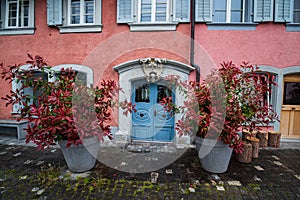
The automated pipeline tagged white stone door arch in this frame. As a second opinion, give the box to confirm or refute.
[114,58,194,144]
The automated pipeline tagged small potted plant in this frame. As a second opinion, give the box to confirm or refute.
[161,62,278,173]
[0,54,132,172]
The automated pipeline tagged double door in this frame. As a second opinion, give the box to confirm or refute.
[132,82,174,142]
[280,75,300,139]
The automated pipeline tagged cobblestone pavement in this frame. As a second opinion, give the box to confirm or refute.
[0,136,299,200]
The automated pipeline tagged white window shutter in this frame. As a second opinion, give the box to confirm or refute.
[174,0,190,22]
[47,0,62,26]
[275,0,293,22]
[254,0,274,22]
[195,0,212,22]
[117,0,133,23]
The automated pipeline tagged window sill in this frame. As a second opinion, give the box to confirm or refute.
[286,23,300,32]
[128,22,178,32]
[0,27,35,35]
[207,23,258,31]
[58,24,103,33]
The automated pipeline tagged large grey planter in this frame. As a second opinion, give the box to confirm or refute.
[58,137,99,173]
[194,137,233,173]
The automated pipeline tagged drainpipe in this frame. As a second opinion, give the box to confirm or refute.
[190,0,200,82]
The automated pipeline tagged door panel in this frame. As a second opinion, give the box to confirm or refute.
[290,109,300,136]
[280,107,290,137]
[132,81,174,142]
[280,75,300,139]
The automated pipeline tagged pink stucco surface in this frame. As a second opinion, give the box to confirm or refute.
[0,0,300,119]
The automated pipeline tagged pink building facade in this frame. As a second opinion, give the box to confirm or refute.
[0,0,299,142]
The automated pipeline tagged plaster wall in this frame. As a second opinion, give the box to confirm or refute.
[0,0,300,121]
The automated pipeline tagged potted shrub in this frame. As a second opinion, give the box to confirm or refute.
[0,54,131,172]
[161,62,278,173]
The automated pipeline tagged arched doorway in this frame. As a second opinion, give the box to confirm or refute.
[114,58,194,144]
[280,74,300,139]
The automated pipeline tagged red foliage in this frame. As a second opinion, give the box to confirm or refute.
[1,54,134,149]
[162,62,278,153]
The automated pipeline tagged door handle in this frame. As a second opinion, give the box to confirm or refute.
[154,110,156,117]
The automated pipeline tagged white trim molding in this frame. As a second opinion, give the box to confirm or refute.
[51,64,94,87]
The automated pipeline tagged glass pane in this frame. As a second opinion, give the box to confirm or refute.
[71,16,80,24]
[244,0,253,22]
[141,0,152,22]
[155,13,166,21]
[85,0,94,13]
[231,0,243,22]
[9,3,17,17]
[231,0,242,10]
[231,11,242,22]
[72,6,80,15]
[24,17,28,26]
[141,14,151,22]
[155,1,167,21]
[156,4,166,12]
[283,82,300,105]
[214,0,226,10]
[294,11,300,23]
[75,71,87,85]
[295,0,300,9]
[85,15,94,23]
[214,11,226,22]
[157,85,172,103]
[9,18,16,26]
[141,4,152,13]
[213,0,226,22]
[141,0,151,4]
[135,84,150,103]
[30,72,48,107]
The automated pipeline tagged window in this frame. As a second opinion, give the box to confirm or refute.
[274,0,300,31]
[293,0,300,23]
[47,0,102,33]
[23,71,49,107]
[11,65,49,113]
[68,0,94,25]
[196,0,274,30]
[51,64,93,87]
[0,0,35,35]
[213,0,253,23]
[117,0,190,31]
[283,82,300,105]
[139,0,169,22]
[135,84,150,103]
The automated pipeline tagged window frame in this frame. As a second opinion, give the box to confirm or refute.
[212,0,253,23]
[292,0,300,23]
[137,0,170,23]
[51,64,94,87]
[129,0,177,31]
[119,0,190,32]
[12,65,50,114]
[207,0,257,30]
[0,0,35,35]
[58,0,102,33]
[67,0,95,26]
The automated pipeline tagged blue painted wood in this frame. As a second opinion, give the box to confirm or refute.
[132,82,174,142]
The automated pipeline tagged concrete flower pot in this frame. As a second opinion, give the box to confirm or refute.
[195,137,233,173]
[58,137,99,173]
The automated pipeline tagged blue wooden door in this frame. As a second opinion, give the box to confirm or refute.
[132,81,174,142]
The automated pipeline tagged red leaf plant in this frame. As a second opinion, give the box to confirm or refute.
[1,54,134,149]
[161,62,278,154]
